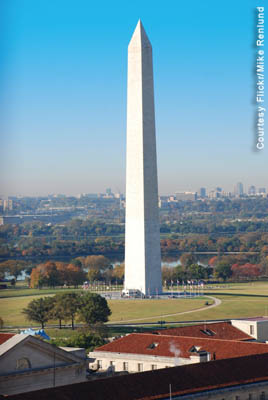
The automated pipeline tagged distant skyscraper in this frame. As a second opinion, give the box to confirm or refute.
[199,188,206,198]
[259,188,266,194]
[234,182,244,197]
[248,185,256,196]
[124,21,162,295]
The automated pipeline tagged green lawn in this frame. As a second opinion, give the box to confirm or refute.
[108,298,205,322]
[1,281,268,328]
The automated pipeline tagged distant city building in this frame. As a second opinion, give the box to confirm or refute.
[199,187,206,198]
[106,188,112,196]
[248,185,256,196]
[208,190,221,199]
[259,188,266,194]
[175,192,197,201]
[234,182,244,197]
[3,199,13,211]
[79,193,98,199]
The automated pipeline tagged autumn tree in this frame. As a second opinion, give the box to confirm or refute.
[0,260,27,282]
[180,253,197,268]
[113,263,124,283]
[85,255,111,282]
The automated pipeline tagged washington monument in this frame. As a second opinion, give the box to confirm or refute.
[124,20,162,296]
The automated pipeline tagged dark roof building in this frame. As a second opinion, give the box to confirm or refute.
[6,352,268,400]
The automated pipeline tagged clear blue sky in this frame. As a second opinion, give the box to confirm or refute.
[0,0,266,196]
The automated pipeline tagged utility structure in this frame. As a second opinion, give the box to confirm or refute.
[124,20,162,296]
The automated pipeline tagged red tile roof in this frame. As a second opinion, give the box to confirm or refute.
[153,321,252,340]
[0,333,15,345]
[6,352,268,400]
[94,333,268,360]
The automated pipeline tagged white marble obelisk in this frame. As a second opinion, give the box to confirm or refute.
[124,20,162,296]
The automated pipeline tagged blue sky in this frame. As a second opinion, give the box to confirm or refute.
[0,0,266,196]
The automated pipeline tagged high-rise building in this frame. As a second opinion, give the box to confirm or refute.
[259,188,266,194]
[234,182,244,197]
[248,185,256,196]
[199,188,206,198]
[124,21,162,296]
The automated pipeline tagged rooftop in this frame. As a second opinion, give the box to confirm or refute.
[93,333,268,360]
[0,333,15,346]
[153,321,252,340]
[6,352,268,400]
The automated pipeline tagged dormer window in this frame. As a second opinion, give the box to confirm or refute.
[201,329,215,336]
[147,342,159,349]
[189,346,201,353]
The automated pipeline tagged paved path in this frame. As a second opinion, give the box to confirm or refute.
[111,296,222,324]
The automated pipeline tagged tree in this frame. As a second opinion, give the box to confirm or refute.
[58,292,81,330]
[78,292,111,326]
[113,263,124,283]
[22,297,53,328]
[65,264,86,287]
[51,330,106,352]
[48,294,66,329]
[85,255,111,282]
[0,260,27,281]
[180,253,197,268]
[214,261,232,282]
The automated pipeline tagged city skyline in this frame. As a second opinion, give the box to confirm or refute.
[1,0,267,196]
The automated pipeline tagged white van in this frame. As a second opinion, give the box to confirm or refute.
[122,289,143,298]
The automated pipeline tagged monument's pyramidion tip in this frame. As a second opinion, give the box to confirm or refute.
[129,19,151,48]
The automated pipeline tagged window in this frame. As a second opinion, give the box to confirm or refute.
[200,329,215,336]
[110,361,115,366]
[151,364,157,370]
[123,362,128,371]
[147,342,159,349]
[189,346,201,353]
[16,358,31,370]
[250,325,254,335]
[260,392,266,400]
[137,363,143,372]
[97,360,102,369]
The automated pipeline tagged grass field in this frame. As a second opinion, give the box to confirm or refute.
[1,281,268,328]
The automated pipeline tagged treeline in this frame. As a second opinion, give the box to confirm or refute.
[0,219,124,241]
[0,255,124,286]
[161,221,268,234]
[1,232,268,259]
[161,233,268,254]
[28,256,124,288]
[162,253,267,283]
